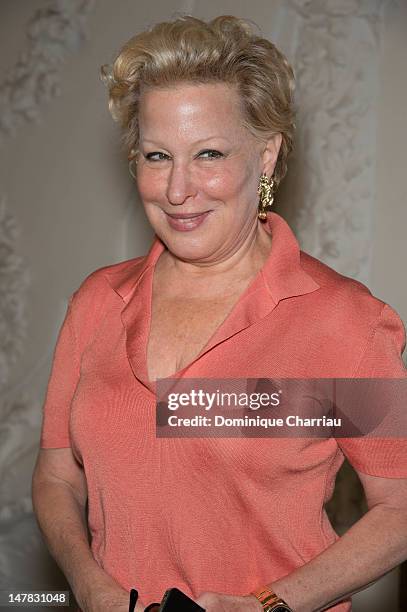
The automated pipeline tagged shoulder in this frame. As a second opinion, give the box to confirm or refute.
[72,255,145,300]
[67,255,146,338]
[300,250,385,322]
[299,251,406,356]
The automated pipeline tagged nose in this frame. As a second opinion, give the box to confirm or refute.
[166,162,195,206]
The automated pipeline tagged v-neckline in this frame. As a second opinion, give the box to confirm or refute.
[108,212,321,397]
[132,244,276,395]
[145,264,259,389]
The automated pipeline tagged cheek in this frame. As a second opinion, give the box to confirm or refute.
[203,171,235,198]
[201,164,254,200]
[136,169,166,201]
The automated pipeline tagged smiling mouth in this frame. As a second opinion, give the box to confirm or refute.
[165,211,210,219]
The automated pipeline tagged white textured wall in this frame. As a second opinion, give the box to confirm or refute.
[0,1,405,610]
[372,0,407,318]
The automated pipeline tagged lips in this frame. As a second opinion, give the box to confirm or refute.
[165,212,209,219]
[165,210,211,232]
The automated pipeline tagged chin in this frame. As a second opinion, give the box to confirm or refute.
[162,232,219,262]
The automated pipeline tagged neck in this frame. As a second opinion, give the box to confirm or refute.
[156,217,273,297]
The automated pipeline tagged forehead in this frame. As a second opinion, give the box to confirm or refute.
[138,82,247,142]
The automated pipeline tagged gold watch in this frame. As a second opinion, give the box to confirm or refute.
[250,586,293,612]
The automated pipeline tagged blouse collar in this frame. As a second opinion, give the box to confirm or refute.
[103,211,320,306]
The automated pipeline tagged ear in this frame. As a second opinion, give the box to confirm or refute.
[261,133,282,177]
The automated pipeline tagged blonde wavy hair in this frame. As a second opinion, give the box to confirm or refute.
[101,15,295,188]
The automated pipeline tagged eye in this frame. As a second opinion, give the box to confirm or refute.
[144,152,170,161]
[198,149,224,159]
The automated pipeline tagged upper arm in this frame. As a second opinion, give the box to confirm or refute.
[32,448,88,508]
[40,294,80,449]
[356,469,407,511]
[337,302,407,479]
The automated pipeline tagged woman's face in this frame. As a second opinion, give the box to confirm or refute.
[136,82,280,264]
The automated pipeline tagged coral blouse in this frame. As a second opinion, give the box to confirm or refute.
[39,212,407,611]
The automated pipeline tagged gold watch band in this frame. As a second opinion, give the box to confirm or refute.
[250,586,292,611]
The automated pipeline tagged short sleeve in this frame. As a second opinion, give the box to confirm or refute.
[40,293,80,448]
[337,303,407,477]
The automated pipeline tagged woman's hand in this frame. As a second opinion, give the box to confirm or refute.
[195,591,263,611]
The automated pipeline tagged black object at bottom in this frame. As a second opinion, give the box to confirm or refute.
[129,589,138,612]
[135,587,205,611]
[159,588,205,611]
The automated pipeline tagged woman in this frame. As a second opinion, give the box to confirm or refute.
[32,15,407,612]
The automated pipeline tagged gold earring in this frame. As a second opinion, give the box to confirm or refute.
[128,148,138,180]
[257,173,275,220]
